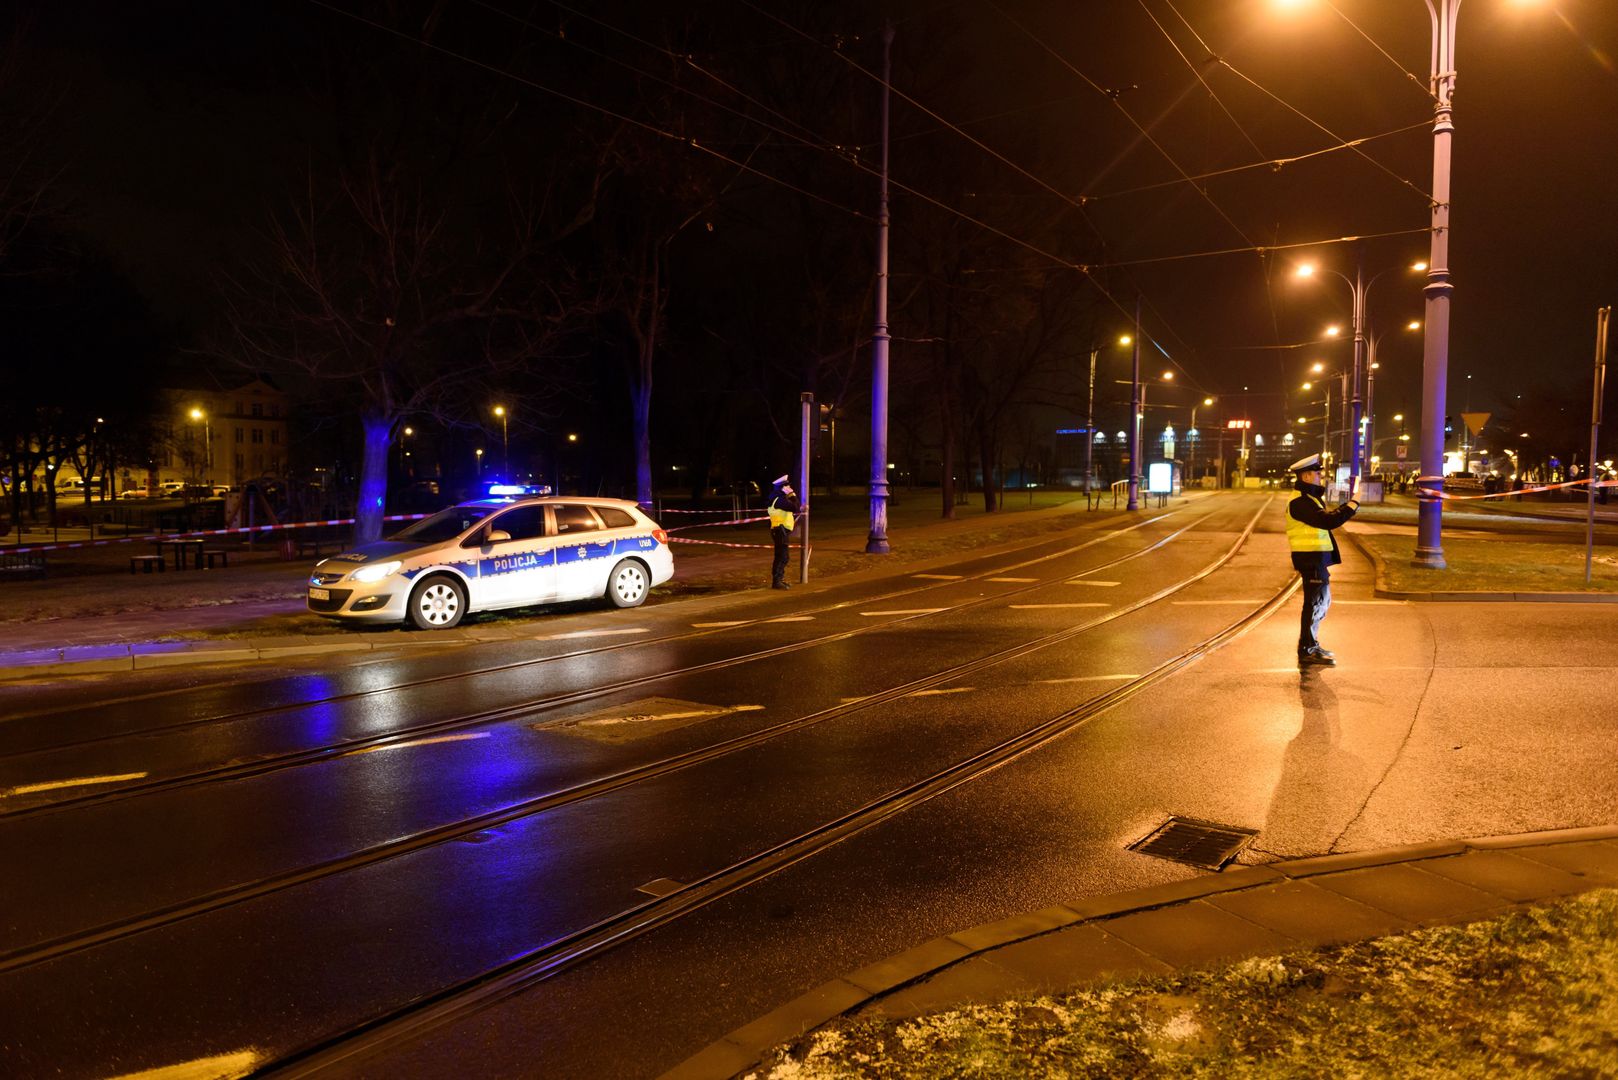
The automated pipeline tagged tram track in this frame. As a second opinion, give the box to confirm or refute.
[0,499,1275,978]
[0,508,1187,751]
[265,503,1298,1079]
[0,507,1218,819]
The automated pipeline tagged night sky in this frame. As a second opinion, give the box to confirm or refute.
[19,1,1618,446]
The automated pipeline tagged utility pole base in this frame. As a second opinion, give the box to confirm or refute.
[865,536,890,554]
[1411,547,1448,570]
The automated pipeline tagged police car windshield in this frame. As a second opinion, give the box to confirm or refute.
[391,505,496,544]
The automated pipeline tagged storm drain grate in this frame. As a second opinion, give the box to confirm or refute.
[1129,816,1257,871]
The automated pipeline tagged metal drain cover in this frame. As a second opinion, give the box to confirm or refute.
[1129,816,1257,871]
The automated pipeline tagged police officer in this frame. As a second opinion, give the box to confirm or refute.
[1287,453,1359,667]
[767,474,799,589]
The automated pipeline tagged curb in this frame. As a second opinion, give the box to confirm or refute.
[662,826,1618,1080]
[1341,524,1618,603]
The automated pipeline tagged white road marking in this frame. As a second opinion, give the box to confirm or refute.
[3,771,149,798]
[574,704,763,727]
[635,878,685,898]
[840,696,872,704]
[913,573,963,580]
[1067,579,1120,586]
[910,687,974,697]
[1333,600,1408,605]
[1010,603,1109,609]
[105,1049,262,1080]
[536,627,650,641]
[692,620,747,627]
[988,576,1037,583]
[859,608,947,616]
[1172,600,1271,605]
[767,616,815,622]
[1040,674,1141,684]
[346,733,490,756]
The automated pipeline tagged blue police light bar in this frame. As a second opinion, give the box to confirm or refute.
[486,483,553,496]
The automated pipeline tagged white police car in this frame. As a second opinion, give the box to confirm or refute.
[308,496,674,629]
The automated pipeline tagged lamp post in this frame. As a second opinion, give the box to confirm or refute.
[1126,295,1142,510]
[188,407,211,488]
[475,447,484,479]
[1188,397,1214,481]
[493,405,508,479]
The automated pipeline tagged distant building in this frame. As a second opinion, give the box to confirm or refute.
[133,379,289,492]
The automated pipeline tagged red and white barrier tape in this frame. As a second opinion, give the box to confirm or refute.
[665,515,769,532]
[667,535,802,550]
[1413,477,1618,502]
[656,507,750,515]
[2,514,429,556]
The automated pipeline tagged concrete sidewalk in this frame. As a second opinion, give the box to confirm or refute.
[666,828,1618,1080]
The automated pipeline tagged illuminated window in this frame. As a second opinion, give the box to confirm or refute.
[1253,434,1265,447]
[1283,433,1294,446]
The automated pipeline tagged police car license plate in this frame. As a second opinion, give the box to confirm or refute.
[309,587,330,601]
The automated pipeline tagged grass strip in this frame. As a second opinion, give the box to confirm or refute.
[1357,534,1618,594]
[753,889,1618,1079]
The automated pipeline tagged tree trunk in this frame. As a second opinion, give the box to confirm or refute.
[980,426,999,513]
[354,414,393,544]
[939,405,956,520]
[632,382,653,508]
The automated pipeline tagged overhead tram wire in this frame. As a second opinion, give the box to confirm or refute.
[302,0,873,226]
[1091,226,1430,269]
[1321,0,1438,102]
[1135,0,1265,159]
[1081,122,1429,202]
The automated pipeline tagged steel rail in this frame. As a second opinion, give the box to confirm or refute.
[0,510,1214,819]
[265,502,1295,1078]
[0,501,1269,974]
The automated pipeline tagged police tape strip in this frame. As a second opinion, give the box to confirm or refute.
[667,536,802,550]
[664,515,770,532]
[2,514,431,556]
[656,507,750,515]
[1412,477,1618,502]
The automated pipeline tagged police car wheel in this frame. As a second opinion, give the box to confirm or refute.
[407,575,466,630]
[605,559,648,608]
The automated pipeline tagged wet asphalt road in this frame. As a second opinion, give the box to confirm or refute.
[3,490,1614,1079]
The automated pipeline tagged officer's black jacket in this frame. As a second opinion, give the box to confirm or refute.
[1288,480,1357,570]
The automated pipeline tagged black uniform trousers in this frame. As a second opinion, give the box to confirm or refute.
[770,525,791,583]
[1298,563,1331,652]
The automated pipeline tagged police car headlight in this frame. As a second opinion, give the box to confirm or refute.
[350,560,402,583]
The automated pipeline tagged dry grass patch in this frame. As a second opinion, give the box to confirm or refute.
[751,889,1618,1079]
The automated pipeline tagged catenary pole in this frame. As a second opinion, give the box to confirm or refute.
[865,22,894,554]
[1127,297,1141,511]
[1586,307,1609,583]
[800,391,813,584]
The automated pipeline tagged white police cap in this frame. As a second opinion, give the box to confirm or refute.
[1288,453,1322,474]
[772,474,790,486]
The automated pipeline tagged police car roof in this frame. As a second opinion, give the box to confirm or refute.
[455,495,644,511]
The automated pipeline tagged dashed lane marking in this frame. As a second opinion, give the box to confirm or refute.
[1171,600,1271,605]
[692,620,748,627]
[1333,600,1409,605]
[859,608,947,617]
[105,1049,262,1080]
[1066,579,1120,586]
[910,687,974,697]
[536,627,650,641]
[988,576,1037,583]
[912,573,963,580]
[1010,603,1110,609]
[345,733,490,756]
[767,616,815,623]
[3,771,149,798]
[1039,674,1141,685]
[635,878,685,898]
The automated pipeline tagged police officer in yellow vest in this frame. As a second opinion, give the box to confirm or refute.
[767,474,799,589]
[1287,453,1359,667]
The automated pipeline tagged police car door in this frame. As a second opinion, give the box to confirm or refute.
[550,503,614,601]
[468,504,554,610]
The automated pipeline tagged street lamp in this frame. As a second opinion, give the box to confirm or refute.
[1189,397,1214,480]
[475,447,484,478]
[187,407,212,488]
[492,405,508,478]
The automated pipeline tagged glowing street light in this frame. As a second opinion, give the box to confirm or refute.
[492,405,508,477]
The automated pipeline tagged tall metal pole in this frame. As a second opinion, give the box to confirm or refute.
[1085,347,1097,505]
[1321,380,1331,460]
[1349,246,1367,491]
[865,23,895,554]
[1416,0,1458,569]
[1127,297,1142,511]
[1366,336,1379,480]
[800,392,813,584]
[1586,307,1609,583]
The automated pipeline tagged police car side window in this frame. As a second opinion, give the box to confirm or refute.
[488,505,546,543]
[596,507,635,529]
[551,504,600,535]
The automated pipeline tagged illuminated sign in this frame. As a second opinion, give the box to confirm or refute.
[1147,462,1173,494]
[1226,419,1252,429]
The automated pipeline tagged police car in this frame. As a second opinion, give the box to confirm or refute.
[307,496,674,629]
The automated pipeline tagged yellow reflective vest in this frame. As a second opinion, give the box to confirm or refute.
[1286,493,1335,553]
[768,497,796,529]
